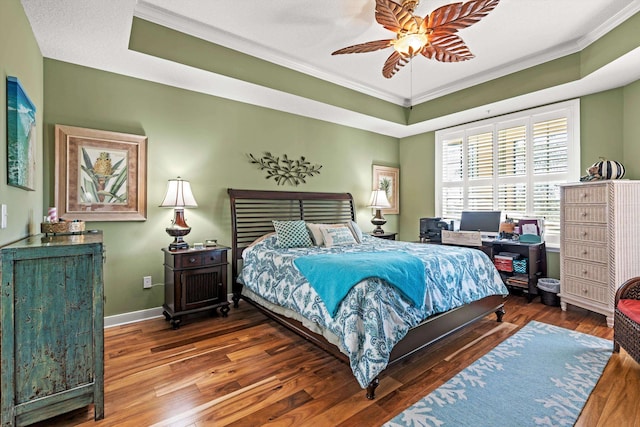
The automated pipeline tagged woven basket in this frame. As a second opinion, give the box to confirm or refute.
[41,221,86,234]
[614,309,640,364]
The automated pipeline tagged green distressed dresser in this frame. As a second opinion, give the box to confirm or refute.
[1,232,104,426]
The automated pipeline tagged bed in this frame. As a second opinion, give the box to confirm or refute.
[228,188,507,399]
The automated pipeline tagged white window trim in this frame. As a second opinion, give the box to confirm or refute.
[435,99,581,248]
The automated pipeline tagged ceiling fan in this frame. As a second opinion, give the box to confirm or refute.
[332,0,500,78]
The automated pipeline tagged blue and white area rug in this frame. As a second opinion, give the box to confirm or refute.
[384,321,611,427]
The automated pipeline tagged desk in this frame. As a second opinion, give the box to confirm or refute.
[421,238,547,302]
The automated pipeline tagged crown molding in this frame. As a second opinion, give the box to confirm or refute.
[133,0,406,105]
[134,0,640,109]
[576,0,640,49]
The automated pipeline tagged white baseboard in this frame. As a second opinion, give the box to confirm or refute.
[104,293,235,328]
[104,307,164,328]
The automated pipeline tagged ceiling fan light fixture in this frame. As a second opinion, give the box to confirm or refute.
[393,32,428,56]
[331,0,500,78]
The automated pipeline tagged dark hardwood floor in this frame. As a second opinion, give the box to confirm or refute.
[34,293,639,427]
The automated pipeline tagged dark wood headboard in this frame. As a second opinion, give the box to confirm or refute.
[227,188,355,288]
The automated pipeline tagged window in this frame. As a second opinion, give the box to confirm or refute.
[435,100,580,247]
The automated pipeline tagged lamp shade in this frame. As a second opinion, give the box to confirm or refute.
[159,177,198,208]
[368,190,391,209]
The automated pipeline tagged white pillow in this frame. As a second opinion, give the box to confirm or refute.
[347,221,363,243]
[306,223,349,246]
[321,226,357,247]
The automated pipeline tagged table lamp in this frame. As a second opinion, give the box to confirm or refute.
[160,177,198,251]
[368,189,391,234]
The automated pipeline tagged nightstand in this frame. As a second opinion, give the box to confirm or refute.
[369,232,398,240]
[162,246,230,329]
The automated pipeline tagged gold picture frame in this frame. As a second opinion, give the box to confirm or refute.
[55,125,147,221]
[372,165,399,214]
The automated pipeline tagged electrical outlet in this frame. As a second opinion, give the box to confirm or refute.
[143,276,152,289]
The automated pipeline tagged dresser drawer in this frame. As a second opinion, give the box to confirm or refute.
[563,184,607,204]
[562,277,608,304]
[563,205,608,224]
[563,242,608,263]
[562,224,607,244]
[563,260,608,283]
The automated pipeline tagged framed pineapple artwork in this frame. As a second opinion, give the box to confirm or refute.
[372,165,399,214]
[54,125,148,221]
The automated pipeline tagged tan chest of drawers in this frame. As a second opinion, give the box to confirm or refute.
[560,181,640,327]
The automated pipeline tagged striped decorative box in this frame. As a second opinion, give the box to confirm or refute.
[513,258,527,274]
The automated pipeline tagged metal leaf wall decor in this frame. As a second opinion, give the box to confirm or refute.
[248,152,322,186]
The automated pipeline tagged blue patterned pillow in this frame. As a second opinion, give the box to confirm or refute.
[272,220,313,248]
[321,226,357,247]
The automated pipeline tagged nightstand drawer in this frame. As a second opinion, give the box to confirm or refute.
[175,253,205,268]
[202,250,225,266]
[170,249,226,268]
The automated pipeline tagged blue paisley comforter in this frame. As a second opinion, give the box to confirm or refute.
[239,234,508,388]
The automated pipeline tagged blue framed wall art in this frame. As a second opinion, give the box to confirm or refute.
[7,76,36,191]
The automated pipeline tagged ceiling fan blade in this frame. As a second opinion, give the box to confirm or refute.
[382,50,410,78]
[424,0,500,34]
[332,39,394,55]
[375,0,421,33]
[422,33,474,62]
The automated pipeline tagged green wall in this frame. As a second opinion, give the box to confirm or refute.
[7,0,640,316]
[129,17,405,125]
[398,83,640,279]
[624,80,640,166]
[43,60,400,316]
[398,132,435,240]
[0,0,44,246]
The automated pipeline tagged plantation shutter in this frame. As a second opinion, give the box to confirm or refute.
[440,136,464,218]
[441,138,463,182]
[533,118,568,175]
[442,187,463,218]
[435,100,580,248]
[497,126,526,177]
[468,132,493,180]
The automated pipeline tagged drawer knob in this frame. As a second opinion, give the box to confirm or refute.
[582,250,588,255]
[583,289,588,294]
[582,270,588,275]
[581,193,588,199]
[582,231,588,237]
[189,257,196,263]
[581,212,587,217]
